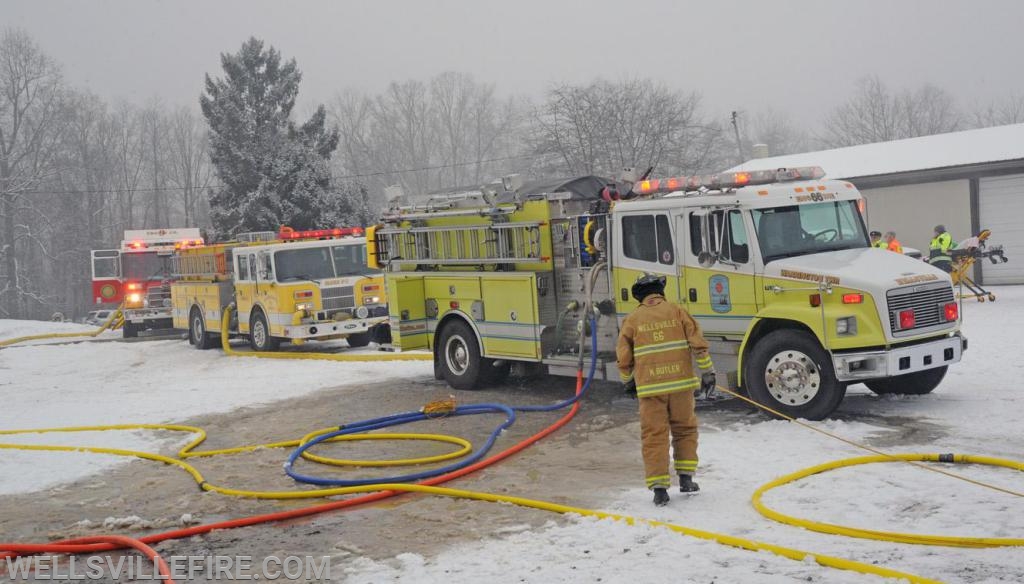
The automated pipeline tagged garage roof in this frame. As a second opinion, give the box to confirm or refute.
[731,123,1024,180]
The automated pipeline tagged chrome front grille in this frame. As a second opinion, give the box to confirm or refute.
[321,285,355,312]
[146,284,171,308]
[886,282,955,336]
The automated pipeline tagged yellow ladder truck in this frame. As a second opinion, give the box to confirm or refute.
[171,227,389,351]
[372,169,967,420]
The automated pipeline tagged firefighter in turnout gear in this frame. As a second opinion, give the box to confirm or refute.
[616,273,715,506]
[929,224,955,273]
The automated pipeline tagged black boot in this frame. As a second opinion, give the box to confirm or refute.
[679,474,700,493]
[652,488,670,506]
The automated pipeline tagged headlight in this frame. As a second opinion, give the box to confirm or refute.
[355,306,370,319]
[296,302,313,312]
[363,296,381,305]
[127,293,142,305]
[836,316,857,336]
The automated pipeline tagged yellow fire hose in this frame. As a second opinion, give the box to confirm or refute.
[0,308,123,348]
[3,307,1021,581]
[752,453,1024,548]
[219,306,431,362]
[0,424,934,583]
[2,420,1022,583]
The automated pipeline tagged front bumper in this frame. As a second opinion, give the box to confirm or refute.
[281,316,389,340]
[832,333,966,382]
[124,308,172,323]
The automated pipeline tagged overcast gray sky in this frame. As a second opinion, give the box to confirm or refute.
[7,0,1024,123]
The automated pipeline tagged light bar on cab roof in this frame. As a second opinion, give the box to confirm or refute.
[633,166,826,196]
[277,227,365,240]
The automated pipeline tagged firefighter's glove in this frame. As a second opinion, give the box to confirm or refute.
[700,372,717,397]
[623,379,637,399]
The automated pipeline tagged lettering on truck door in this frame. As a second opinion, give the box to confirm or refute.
[680,209,758,338]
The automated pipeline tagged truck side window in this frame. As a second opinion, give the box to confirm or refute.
[655,215,673,265]
[623,214,673,265]
[690,210,749,264]
[727,210,750,263]
[237,255,249,281]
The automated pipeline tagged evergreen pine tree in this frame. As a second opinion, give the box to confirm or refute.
[200,37,345,236]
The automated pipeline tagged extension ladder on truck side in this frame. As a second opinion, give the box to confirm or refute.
[374,221,545,267]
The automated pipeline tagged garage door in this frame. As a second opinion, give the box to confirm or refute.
[979,174,1024,285]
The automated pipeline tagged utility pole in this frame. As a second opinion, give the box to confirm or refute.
[731,111,745,164]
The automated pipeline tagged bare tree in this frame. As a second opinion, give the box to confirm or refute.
[140,99,169,227]
[738,107,810,158]
[106,102,146,232]
[0,29,67,317]
[329,73,524,206]
[166,106,213,227]
[972,94,1024,128]
[820,76,962,148]
[531,79,716,178]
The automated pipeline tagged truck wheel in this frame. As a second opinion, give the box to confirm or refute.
[437,320,484,390]
[346,332,371,348]
[744,329,845,420]
[122,322,138,339]
[189,307,215,350]
[865,366,947,396]
[249,311,280,351]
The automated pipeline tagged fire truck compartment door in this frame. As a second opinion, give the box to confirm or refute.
[388,277,429,350]
[480,276,539,359]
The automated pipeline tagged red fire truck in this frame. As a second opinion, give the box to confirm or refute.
[91,228,204,338]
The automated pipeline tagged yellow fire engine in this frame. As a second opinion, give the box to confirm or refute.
[372,168,967,420]
[171,227,388,351]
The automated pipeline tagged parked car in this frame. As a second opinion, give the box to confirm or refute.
[84,310,113,326]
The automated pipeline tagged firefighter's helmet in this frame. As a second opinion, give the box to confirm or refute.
[631,273,667,302]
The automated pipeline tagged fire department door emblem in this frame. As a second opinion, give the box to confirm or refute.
[709,275,732,313]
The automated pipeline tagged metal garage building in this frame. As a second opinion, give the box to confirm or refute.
[733,123,1024,285]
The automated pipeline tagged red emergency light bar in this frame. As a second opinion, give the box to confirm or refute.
[633,166,826,196]
[278,227,365,240]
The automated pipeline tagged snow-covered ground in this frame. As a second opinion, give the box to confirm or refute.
[2,288,1023,582]
[0,318,121,346]
[344,287,1024,584]
[0,324,433,495]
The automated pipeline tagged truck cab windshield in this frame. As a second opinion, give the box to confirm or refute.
[752,200,868,263]
[122,252,167,281]
[332,244,377,276]
[275,244,376,282]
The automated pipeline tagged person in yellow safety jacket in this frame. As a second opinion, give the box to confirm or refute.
[928,224,955,273]
[616,273,715,507]
[884,231,903,254]
[869,230,887,249]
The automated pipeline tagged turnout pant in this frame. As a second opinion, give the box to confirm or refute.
[639,390,698,489]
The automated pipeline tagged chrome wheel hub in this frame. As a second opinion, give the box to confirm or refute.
[764,350,820,406]
[445,334,470,376]
[253,321,266,346]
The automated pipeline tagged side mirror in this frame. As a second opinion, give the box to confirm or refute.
[697,250,717,268]
[258,251,273,280]
[693,210,719,267]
